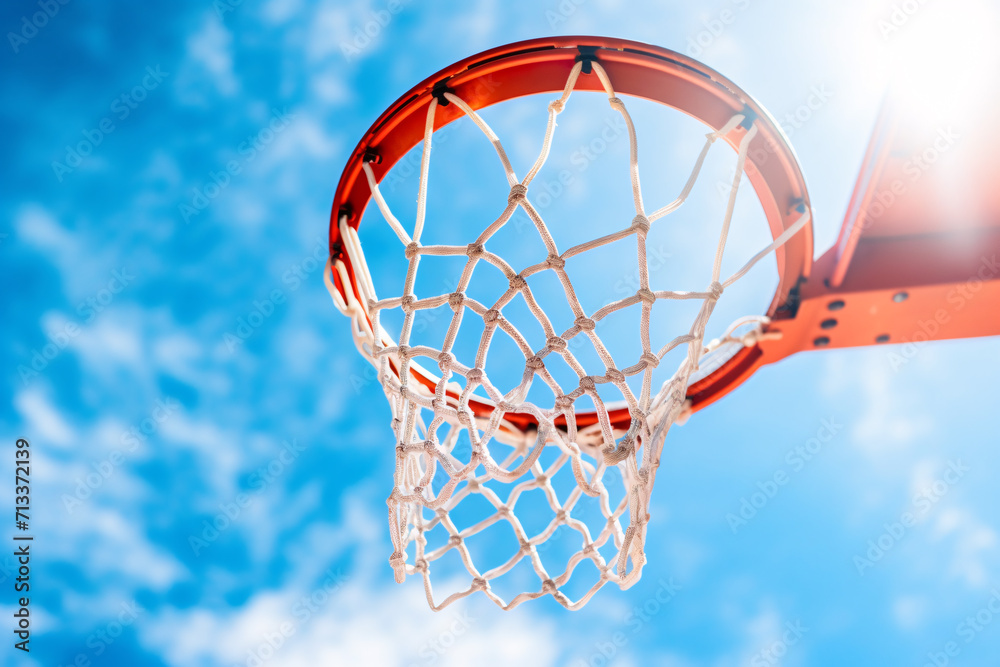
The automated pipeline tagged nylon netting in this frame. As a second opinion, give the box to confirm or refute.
[326,60,810,610]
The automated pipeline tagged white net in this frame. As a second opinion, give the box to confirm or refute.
[326,60,810,610]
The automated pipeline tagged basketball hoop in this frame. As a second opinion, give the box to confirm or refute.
[326,37,813,610]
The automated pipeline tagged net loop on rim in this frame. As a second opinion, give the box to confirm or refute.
[326,57,811,610]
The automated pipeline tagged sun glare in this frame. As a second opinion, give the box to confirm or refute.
[882,0,1000,128]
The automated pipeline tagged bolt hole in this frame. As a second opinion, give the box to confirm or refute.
[820,318,838,330]
[892,292,909,303]
[875,334,890,344]
[828,300,845,311]
[813,336,831,347]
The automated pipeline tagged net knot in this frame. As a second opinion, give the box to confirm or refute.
[742,327,766,348]
[631,214,651,236]
[708,281,724,301]
[608,96,625,111]
[437,351,454,371]
[542,579,558,595]
[448,292,465,310]
[604,368,625,384]
[399,295,416,312]
[575,316,596,332]
[388,551,406,581]
[483,308,501,326]
[604,437,633,464]
[396,345,410,361]
[366,298,379,313]
[448,535,462,547]
[508,183,528,205]
[471,577,488,591]
[546,336,567,352]
[546,254,566,270]
[548,99,565,114]
[554,395,574,409]
[579,376,597,391]
[640,352,660,369]
[509,274,527,291]
[466,368,484,384]
[466,243,485,259]
[525,355,545,370]
[404,241,420,260]
[636,288,656,305]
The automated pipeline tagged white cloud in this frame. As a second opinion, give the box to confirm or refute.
[14,204,75,257]
[15,388,74,448]
[142,578,561,667]
[73,312,145,372]
[54,506,187,598]
[176,15,240,104]
[892,595,928,630]
[306,3,355,62]
[141,493,562,667]
[932,507,998,588]
[191,17,239,94]
[264,0,304,23]
[821,352,934,454]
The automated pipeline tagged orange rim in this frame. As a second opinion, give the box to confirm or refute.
[329,36,813,428]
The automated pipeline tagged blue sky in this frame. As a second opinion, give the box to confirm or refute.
[3,0,1000,665]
